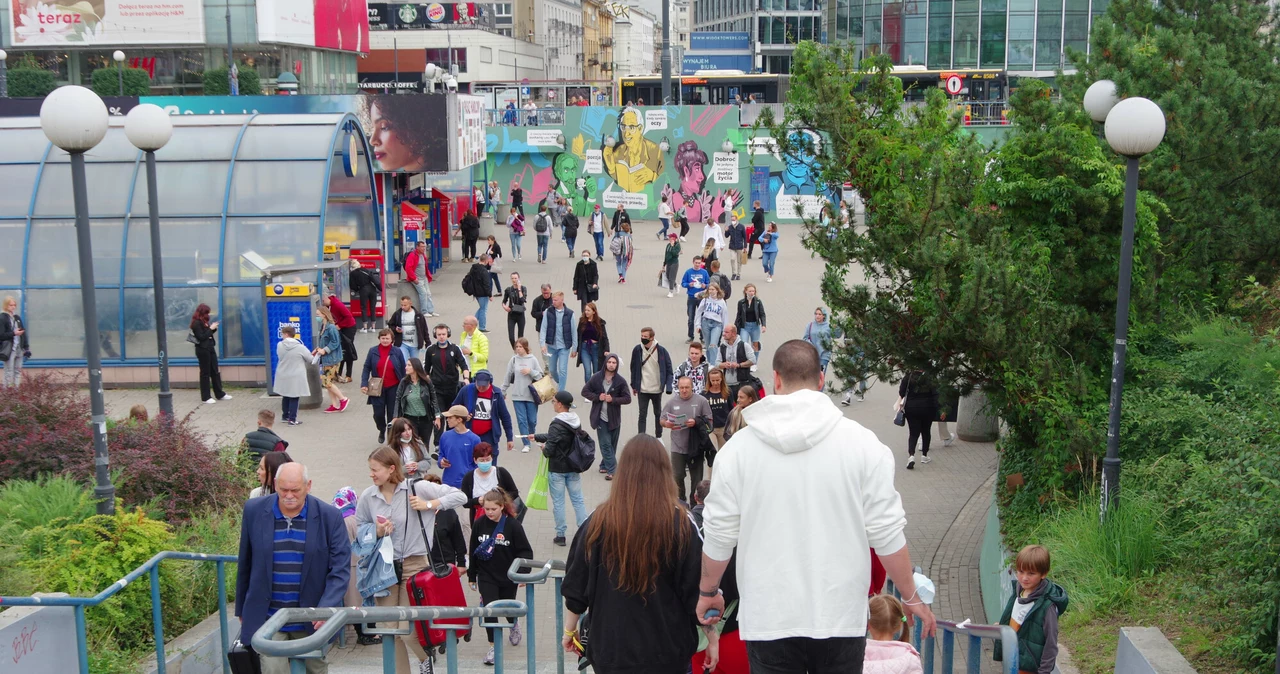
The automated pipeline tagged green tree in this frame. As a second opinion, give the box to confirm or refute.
[8,67,57,98]
[767,42,1162,522]
[1062,0,1280,308]
[89,66,152,97]
[202,66,263,96]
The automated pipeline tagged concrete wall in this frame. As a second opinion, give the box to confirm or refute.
[0,595,79,674]
[1115,627,1199,674]
[979,483,1016,625]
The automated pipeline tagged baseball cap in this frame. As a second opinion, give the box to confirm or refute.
[443,404,471,419]
[669,232,678,239]
[553,390,575,408]
[474,370,493,384]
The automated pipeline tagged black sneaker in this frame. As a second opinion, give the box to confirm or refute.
[378,431,386,444]
[553,536,567,547]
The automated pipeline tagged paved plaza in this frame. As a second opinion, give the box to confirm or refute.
[103,222,999,672]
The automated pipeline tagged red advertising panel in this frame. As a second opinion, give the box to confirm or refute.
[258,0,370,53]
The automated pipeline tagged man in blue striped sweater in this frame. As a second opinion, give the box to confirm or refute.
[237,463,351,673]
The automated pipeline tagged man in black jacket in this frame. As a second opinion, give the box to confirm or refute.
[349,264,379,331]
[533,390,588,546]
[748,200,765,259]
[241,409,288,457]
[531,284,553,334]
[610,205,632,235]
[630,327,673,439]
[424,324,471,446]
[460,208,481,262]
[463,255,493,332]
[580,353,632,480]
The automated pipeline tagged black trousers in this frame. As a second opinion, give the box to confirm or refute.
[370,383,399,434]
[746,636,866,674]
[463,237,479,260]
[906,410,934,456]
[196,348,225,401]
[748,238,758,258]
[432,386,458,446]
[356,287,377,327]
[406,414,434,450]
[637,392,663,438]
[339,326,358,377]
[679,219,690,237]
[686,295,699,339]
[507,312,526,347]
[478,582,519,643]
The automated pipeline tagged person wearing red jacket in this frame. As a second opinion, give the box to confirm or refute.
[405,239,437,317]
[325,295,358,382]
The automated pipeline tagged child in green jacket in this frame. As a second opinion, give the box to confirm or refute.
[995,545,1069,674]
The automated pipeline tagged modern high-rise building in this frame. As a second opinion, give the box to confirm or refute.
[692,0,824,73]
[824,0,1108,75]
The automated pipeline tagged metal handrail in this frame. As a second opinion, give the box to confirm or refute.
[913,618,1020,674]
[0,550,236,674]
[507,558,567,674]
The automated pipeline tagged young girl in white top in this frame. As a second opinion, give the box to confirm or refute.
[863,594,923,674]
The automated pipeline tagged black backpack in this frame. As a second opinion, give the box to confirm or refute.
[535,213,550,234]
[566,428,597,473]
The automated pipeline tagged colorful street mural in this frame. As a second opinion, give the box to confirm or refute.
[484,106,832,222]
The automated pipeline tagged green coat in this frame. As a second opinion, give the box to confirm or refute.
[994,579,1068,673]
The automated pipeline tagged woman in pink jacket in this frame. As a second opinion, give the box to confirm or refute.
[863,594,924,674]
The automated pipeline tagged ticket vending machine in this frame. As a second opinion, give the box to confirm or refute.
[348,240,386,327]
[263,282,325,407]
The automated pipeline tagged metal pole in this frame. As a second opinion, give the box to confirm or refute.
[144,151,173,418]
[0,58,7,98]
[1101,155,1139,521]
[226,2,237,96]
[117,65,124,96]
[71,151,114,516]
[661,0,672,103]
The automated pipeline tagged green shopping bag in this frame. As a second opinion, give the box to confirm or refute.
[526,456,550,510]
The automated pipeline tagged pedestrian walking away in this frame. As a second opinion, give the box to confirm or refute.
[706,258,732,301]
[735,284,767,353]
[484,236,504,296]
[580,352,632,479]
[631,327,674,438]
[467,487,533,665]
[661,376,713,502]
[404,239,436,317]
[662,234,682,298]
[501,338,544,452]
[897,370,939,469]
[0,295,30,388]
[572,252,601,313]
[561,435,718,674]
[324,294,359,382]
[191,303,232,404]
[460,208,481,262]
[422,324,471,447]
[680,256,710,342]
[697,340,936,674]
[349,263,380,331]
[533,205,553,263]
[533,390,590,546]
[564,208,581,256]
[272,324,312,424]
[361,329,407,444]
[748,201,765,259]
[501,273,529,348]
[314,306,350,413]
[242,409,289,459]
[462,256,493,332]
[396,357,440,447]
[576,302,611,382]
[864,595,924,674]
[759,222,779,282]
[236,463,351,674]
[540,292,577,392]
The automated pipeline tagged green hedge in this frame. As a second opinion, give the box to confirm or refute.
[203,66,263,96]
[8,68,57,98]
[89,66,152,97]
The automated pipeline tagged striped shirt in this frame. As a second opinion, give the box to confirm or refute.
[269,498,308,632]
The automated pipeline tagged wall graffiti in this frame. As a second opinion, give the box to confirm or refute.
[485,105,827,223]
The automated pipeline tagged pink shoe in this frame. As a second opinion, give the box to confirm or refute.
[338,398,350,412]
[324,405,340,413]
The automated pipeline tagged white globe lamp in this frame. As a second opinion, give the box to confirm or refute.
[124,104,173,152]
[40,86,109,152]
[1083,80,1118,123]
[1104,97,1166,158]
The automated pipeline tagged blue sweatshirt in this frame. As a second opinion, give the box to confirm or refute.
[438,429,480,487]
[681,268,710,298]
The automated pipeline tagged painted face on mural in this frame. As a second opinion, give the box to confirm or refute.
[680,161,705,195]
[602,106,664,194]
[619,109,643,147]
[554,153,579,185]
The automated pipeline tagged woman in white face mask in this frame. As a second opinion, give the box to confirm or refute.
[388,417,430,480]
[459,442,523,524]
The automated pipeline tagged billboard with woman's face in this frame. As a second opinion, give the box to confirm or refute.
[360,93,449,172]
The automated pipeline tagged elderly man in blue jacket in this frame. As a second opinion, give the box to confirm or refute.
[236,462,351,674]
[451,369,515,462]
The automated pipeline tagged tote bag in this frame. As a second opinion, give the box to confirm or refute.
[526,456,551,510]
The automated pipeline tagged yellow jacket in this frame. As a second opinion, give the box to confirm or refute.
[462,329,489,372]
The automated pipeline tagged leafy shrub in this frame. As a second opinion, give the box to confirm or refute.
[0,474,95,539]
[8,67,57,97]
[89,66,152,97]
[0,373,91,480]
[203,66,263,95]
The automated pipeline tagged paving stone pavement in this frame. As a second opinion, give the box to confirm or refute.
[102,221,1000,673]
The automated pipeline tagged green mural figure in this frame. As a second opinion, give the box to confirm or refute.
[602,107,664,193]
[550,152,597,217]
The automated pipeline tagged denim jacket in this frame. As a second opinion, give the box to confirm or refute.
[353,522,397,604]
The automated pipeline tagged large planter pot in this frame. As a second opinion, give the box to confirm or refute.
[957,387,1000,442]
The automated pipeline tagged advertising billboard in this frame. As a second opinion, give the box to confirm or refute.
[688,31,751,52]
[681,54,754,74]
[257,0,370,52]
[366,2,483,30]
[9,0,204,46]
[453,94,486,171]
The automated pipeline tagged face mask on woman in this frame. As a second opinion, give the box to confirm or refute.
[477,460,493,472]
[400,433,413,445]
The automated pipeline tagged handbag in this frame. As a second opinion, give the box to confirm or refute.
[185,330,199,345]
[528,360,558,405]
[227,627,262,674]
[893,408,907,427]
[473,515,507,561]
[367,351,390,397]
[526,457,550,510]
[512,496,528,523]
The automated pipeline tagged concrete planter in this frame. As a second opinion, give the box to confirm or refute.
[957,387,1000,443]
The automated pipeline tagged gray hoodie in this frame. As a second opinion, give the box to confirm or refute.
[503,354,545,402]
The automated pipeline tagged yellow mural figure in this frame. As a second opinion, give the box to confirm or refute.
[603,107,664,193]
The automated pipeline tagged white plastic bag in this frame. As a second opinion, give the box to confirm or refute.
[913,571,936,605]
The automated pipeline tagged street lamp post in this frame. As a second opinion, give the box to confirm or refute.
[0,50,8,98]
[1083,80,1166,521]
[113,50,125,95]
[124,104,174,419]
[40,86,114,515]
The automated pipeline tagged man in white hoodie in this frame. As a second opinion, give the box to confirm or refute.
[698,339,936,673]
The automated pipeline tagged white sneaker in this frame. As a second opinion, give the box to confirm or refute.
[219,394,233,400]
[666,291,674,298]
[906,454,915,470]
[204,398,217,405]
[483,646,494,666]
[766,276,773,282]
[921,454,932,464]
[841,392,852,406]
[509,620,522,646]
[944,433,956,446]
[521,446,530,453]
[856,393,865,402]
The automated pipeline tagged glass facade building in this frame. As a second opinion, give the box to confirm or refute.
[825,0,1107,73]
[0,114,378,367]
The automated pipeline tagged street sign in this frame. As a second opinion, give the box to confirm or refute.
[945,74,963,95]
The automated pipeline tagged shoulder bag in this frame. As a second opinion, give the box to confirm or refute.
[367,351,389,397]
[528,358,558,404]
[472,515,507,561]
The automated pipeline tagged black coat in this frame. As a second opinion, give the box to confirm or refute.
[576,318,610,367]
[531,293,553,329]
[899,371,940,415]
[535,418,581,474]
[386,308,429,348]
[502,285,528,313]
[422,342,470,392]
[463,263,491,298]
[190,320,218,352]
[750,207,765,235]
[735,297,767,329]
[629,343,674,395]
[581,370,632,431]
[349,266,378,293]
[564,213,580,239]
[432,508,468,568]
[572,260,600,303]
[242,426,288,457]
[611,209,631,234]
[460,214,481,239]
[395,374,439,420]
[0,313,29,357]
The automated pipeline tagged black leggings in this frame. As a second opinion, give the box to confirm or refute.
[906,412,934,456]
[196,348,225,401]
[339,326,358,377]
[478,582,519,643]
[638,392,663,438]
[356,287,377,327]
[463,237,479,260]
[507,312,525,348]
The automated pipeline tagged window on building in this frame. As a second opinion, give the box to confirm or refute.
[1035,0,1063,69]
[980,0,1007,67]
[425,48,467,72]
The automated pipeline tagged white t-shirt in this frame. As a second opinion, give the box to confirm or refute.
[400,309,418,347]
[471,467,499,499]
[659,202,673,219]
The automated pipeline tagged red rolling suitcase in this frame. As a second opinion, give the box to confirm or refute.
[406,482,472,651]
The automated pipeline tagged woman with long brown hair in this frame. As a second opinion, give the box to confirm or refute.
[561,435,716,673]
[190,303,231,404]
[575,301,610,382]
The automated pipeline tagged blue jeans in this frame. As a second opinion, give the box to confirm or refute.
[414,280,435,315]
[546,346,570,391]
[762,251,778,276]
[281,396,299,423]
[597,424,620,474]
[615,255,628,278]
[513,400,538,447]
[537,235,550,261]
[476,294,489,331]
[742,321,761,345]
[509,232,523,258]
[686,295,699,339]
[581,342,599,380]
[566,236,577,255]
[701,320,723,365]
[593,231,605,258]
[659,217,671,236]
[548,471,587,537]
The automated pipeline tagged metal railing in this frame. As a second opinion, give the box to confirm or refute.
[486,108,568,127]
[507,557,568,674]
[888,569,1020,674]
[0,550,236,674]
[960,100,1010,126]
